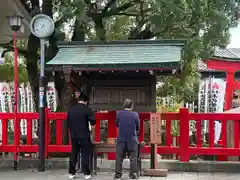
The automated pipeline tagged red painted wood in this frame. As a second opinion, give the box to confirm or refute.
[45,109,49,158]
[196,120,202,147]
[95,115,101,142]
[165,117,172,146]
[107,111,117,160]
[139,116,145,142]
[224,72,234,111]
[1,109,240,162]
[209,119,215,147]
[206,58,240,161]
[26,119,33,147]
[1,119,8,145]
[206,59,240,71]
[56,120,63,145]
[179,108,190,162]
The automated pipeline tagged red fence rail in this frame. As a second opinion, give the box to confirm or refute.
[0,108,239,161]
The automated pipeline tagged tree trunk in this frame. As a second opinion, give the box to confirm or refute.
[93,18,106,41]
[60,19,88,144]
[42,0,53,17]
[26,34,40,112]
[60,76,74,144]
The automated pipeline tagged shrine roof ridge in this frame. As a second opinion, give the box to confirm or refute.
[210,55,240,61]
[57,39,186,48]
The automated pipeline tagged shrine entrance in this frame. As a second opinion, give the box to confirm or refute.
[46,40,185,163]
[206,57,240,111]
[205,56,240,160]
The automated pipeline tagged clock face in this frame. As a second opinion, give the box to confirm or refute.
[30,14,55,38]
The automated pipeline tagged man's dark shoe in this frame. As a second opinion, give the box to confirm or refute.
[114,176,122,180]
[114,174,122,180]
[129,173,138,179]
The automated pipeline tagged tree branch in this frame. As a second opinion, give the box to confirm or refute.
[103,1,139,17]
[114,12,139,16]
[1,45,28,57]
[102,0,117,14]
[20,0,40,16]
[55,18,66,28]
[114,8,153,17]
[20,0,32,13]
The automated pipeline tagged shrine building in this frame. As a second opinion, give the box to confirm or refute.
[46,40,185,112]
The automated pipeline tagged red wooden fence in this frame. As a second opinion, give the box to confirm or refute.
[0,108,239,162]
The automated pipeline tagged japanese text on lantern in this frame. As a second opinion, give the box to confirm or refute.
[150,113,161,144]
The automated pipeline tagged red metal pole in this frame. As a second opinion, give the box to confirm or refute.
[13,31,19,170]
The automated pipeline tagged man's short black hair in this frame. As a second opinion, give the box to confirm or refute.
[75,87,81,92]
[78,92,89,102]
[123,99,134,109]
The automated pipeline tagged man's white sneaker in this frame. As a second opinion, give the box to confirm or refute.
[68,174,76,179]
[84,175,92,180]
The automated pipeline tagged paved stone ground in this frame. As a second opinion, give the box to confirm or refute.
[0,170,240,180]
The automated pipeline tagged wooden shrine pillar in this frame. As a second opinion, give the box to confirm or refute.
[143,113,167,177]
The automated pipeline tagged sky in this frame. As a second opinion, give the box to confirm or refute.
[229,25,240,48]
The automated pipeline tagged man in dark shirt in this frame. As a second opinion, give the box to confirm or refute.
[114,99,140,180]
[67,93,96,180]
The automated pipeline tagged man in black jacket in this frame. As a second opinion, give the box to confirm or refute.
[67,93,96,180]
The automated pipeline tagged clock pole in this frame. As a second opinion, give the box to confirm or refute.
[30,14,55,172]
[38,39,46,172]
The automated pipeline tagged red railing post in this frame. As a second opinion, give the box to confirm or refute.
[95,113,101,142]
[44,108,49,158]
[139,115,144,142]
[2,119,8,146]
[107,111,117,160]
[179,108,190,162]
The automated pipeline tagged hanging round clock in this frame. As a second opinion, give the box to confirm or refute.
[30,14,55,39]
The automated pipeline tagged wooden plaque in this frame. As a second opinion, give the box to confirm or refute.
[150,113,161,144]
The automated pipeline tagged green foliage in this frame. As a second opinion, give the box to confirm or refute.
[17,0,240,105]
[52,0,240,103]
[156,96,182,112]
[0,53,28,83]
[153,0,240,102]
[105,16,135,40]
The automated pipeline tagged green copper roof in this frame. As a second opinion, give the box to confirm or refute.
[47,40,185,71]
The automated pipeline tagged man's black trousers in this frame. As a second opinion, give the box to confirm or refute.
[69,138,91,175]
[115,141,138,179]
